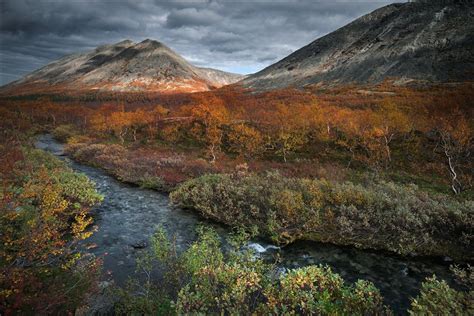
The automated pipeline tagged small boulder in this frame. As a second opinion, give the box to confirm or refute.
[131,240,148,249]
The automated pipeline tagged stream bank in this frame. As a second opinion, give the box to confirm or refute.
[35,134,458,313]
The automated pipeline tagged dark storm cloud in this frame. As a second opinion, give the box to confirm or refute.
[165,8,222,28]
[0,0,405,85]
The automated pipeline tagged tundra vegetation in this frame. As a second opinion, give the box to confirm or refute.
[115,227,473,315]
[0,83,473,313]
[0,128,103,313]
[170,172,473,260]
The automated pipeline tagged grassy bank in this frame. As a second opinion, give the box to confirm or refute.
[62,133,352,193]
[61,132,474,261]
[170,172,474,260]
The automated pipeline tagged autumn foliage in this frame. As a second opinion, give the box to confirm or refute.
[0,133,103,314]
[0,82,472,313]
[3,83,469,195]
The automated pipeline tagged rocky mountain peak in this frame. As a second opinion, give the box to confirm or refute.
[1,39,244,94]
[134,39,166,50]
[241,0,474,90]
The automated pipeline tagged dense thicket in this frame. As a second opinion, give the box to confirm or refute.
[171,172,473,260]
[116,227,473,315]
[0,130,103,313]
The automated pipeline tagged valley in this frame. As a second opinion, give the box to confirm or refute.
[1,0,473,314]
[35,133,459,314]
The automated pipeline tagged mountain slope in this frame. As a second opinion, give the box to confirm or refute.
[242,0,474,90]
[2,39,243,94]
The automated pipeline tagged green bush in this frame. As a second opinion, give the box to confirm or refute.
[22,147,65,170]
[22,148,103,207]
[138,174,165,190]
[170,172,473,260]
[117,227,474,315]
[409,275,473,315]
[262,267,388,315]
[53,124,79,142]
[117,226,391,315]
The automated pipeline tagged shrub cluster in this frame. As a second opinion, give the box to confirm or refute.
[0,146,103,314]
[116,227,391,315]
[117,227,473,315]
[410,276,473,315]
[65,141,213,191]
[171,172,474,260]
[52,124,79,142]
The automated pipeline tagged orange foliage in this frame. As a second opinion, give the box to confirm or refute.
[1,82,472,193]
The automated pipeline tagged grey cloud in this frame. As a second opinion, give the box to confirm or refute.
[165,8,222,28]
[0,0,405,85]
[202,31,241,44]
[257,55,280,63]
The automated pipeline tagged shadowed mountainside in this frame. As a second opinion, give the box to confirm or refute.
[241,0,474,90]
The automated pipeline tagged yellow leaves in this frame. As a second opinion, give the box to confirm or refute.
[67,135,92,145]
[4,211,20,221]
[306,182,323,210]
[0,288,15,299]
[40,184,69,216]
[160,124,181,143]
[444,115,473,147]
[90,113,108,133]
[61,252,82,270]
[235,270,261,289]
[72,213,93,240]
[191,102,229,125]
[371,127,385,138]
[188,103,231,161]
[227,124,264,158]
[273,190,304,221]
[152,104,169,117]
[1,146,101,272]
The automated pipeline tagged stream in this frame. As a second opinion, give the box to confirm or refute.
[35,134,457,314]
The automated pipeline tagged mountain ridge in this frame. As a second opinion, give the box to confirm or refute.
[1,39,244,95]
[241,1,474,90]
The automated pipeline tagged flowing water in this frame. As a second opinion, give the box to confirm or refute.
[35,134,457,314]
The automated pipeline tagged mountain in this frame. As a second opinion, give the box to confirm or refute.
[241,0,474,90]
[2,39,244,94]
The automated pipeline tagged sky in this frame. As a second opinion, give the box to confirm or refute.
[0,0,405,85]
